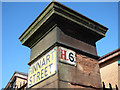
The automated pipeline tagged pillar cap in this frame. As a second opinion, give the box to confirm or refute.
[19,2,108,48]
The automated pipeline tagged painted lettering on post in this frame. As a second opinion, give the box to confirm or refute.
[59,47,76,66]
[28,47,57,88]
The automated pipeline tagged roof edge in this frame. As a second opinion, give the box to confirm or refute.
[99,48,120,61]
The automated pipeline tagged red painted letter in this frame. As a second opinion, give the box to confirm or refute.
[61,49,68,60]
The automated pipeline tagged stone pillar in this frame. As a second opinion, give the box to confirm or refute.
[19,1,108,89]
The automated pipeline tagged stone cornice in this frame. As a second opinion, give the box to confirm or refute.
[19,2,108,48]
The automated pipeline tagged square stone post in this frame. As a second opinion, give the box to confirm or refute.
[19,1,108,89]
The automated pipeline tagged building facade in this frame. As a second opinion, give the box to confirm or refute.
[5,71,28,90]
[99,48,120,89]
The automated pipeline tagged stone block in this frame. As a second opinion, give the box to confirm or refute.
[58,53,102,88]
[31,73,58,88]
[59,81,100,90]
[42,80,58,88]
[76,53,102,88]
[58,62,77,83]
[30,27,58,62]
[57,29,97,56]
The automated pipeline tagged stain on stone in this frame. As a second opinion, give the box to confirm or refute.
[76,54,97,74]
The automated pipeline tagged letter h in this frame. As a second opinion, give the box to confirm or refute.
[61,49,68,61]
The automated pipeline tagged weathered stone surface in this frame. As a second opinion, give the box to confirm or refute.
[57,28,97,56]
[58,62,77,83]
[76,54,98,74]
[76,54,102,88]
[59,81,72,88]
[58,53,102,88]
[19,1,108,89]
[30,73,58,88]
[30,26,58,62]
[59,81,100,90]
[89,63,102,88]
[19,2,108,48]
[28,80,58,90]
[42,80,58,88]
[29,26,98,65]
